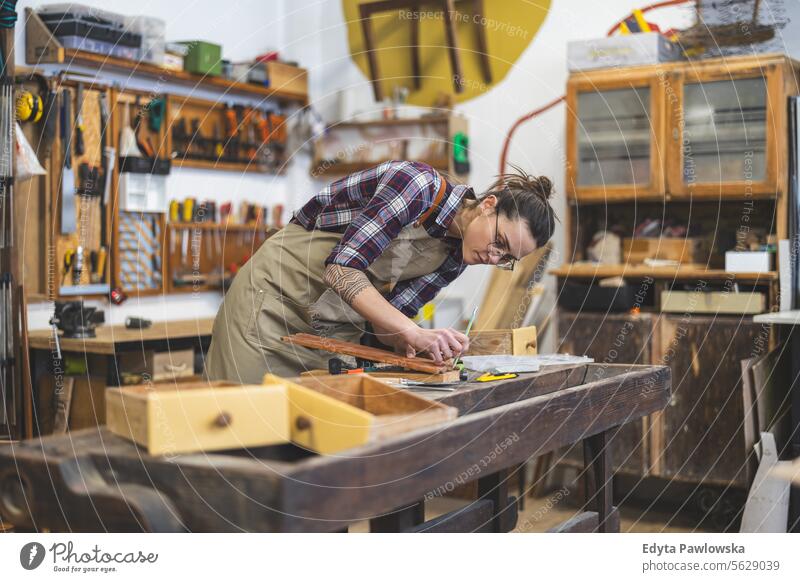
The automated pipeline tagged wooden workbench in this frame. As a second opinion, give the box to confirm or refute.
[0,363,670,533]
[25,319,215,439]
[28,318,214,355]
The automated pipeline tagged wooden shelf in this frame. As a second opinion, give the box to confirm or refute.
[168,222,277,233]
[550,263,778,283]
[171,158,277,174]
[311,157,449,177]
[569,192,780,205]
[24,8,307,105]
[329,115,451,130]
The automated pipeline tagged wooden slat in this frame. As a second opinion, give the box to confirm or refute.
[406,498,494,532]
[282,333,449,374]
[300,369,462,383]
[548,507,620,533]
[550,263,778,282]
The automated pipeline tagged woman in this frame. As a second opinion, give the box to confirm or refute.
[206,160,555,383]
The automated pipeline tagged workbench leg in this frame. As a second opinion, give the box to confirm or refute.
[583,429,617,533]
[106,354,121,387]
[477,468,517,532]
[369,500,425,532]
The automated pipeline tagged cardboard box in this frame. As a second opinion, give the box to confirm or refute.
[266,61,308,97]
[568,32,681,71]
[725,251,772,273]
[623,237,704,265]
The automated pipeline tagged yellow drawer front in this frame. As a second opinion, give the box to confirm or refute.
[263,375,373,454]
[107,383,289,456]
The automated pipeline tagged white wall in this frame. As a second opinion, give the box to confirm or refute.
[275,0,695,335]
[19,0,799,334]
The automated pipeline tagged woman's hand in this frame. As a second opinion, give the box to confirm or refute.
[396,326,470,364]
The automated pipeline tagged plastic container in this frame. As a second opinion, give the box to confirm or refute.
[178,41,223,76]
[127,15,165,65]
[57,35,139,61]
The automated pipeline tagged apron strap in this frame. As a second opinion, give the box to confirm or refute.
[413,171,448,228]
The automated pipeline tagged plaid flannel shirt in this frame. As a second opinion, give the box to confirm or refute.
[291,160,472,317]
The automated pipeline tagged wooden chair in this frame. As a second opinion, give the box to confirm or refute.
[359,0,492,101]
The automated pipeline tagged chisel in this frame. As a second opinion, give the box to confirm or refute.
[60,90,77,234]
[74,83,85,157]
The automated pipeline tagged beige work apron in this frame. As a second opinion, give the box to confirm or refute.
[206,200,454,383]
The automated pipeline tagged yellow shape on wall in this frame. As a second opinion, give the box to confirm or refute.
[343,0,551,105]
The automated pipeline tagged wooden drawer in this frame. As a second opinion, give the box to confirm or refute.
[106,380,289,456]
[264,374,457,454]
[661,290,765,314]
[466,325,537,356]
[152,349,195,381]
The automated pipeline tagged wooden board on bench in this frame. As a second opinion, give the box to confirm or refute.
[281,333,451,374]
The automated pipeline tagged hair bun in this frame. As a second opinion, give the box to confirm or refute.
[532,175,553,200]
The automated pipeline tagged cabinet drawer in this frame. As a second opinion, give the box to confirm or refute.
[152,349,194,381]
[264,374,457,454]
[106,380,289,455]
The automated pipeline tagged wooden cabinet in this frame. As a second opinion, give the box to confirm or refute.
[666,58,789,199]
[557,311,656,474]
[654,316,762,487]
[566,54,799,204]
[567,72,665,201]
[558,309,773,488]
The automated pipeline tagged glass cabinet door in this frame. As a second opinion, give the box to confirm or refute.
[576,87,652,187]
[681,77,767,186]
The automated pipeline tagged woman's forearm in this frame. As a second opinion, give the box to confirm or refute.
[323,264,414,337]
[323,264,469,361]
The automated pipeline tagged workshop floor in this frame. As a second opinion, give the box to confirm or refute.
[350,495,711,533]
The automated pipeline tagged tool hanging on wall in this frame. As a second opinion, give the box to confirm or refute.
[15,89,42,123]
[14,73,57,156]
[147,96,165,133]
[73,82,85,157]
[59,89,76,235]
[0,74,13,249]
[119,101,142,158]
[118,212,162,290]
[99,91,114,247]
[0,273,16,429]
[133,96,154,158]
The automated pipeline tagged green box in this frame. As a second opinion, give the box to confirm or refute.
[178,41,222,76]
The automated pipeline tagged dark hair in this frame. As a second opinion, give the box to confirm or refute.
[481,165,557,249]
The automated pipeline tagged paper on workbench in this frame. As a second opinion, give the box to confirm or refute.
[460,354,593,374]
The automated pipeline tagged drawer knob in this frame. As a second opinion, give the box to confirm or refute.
[213,412,233,428]
[295,416,311,431]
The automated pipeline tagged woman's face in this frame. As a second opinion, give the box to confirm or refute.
[459,195,539,266]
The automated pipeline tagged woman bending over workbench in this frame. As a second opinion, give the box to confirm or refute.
[206,160,556,383]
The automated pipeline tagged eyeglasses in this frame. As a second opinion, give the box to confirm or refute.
[487,212,516,271]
